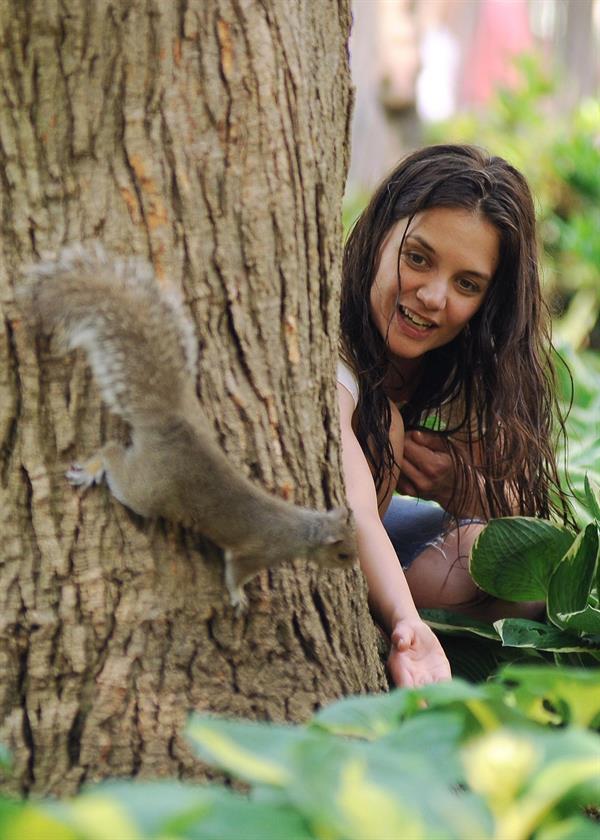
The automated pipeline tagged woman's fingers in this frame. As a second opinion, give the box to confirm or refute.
[406,430,449,451]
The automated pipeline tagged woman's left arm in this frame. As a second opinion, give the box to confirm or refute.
[397,429,490,518]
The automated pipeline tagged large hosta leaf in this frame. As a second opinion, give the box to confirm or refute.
[547,523,599,628]
[550,604,600,635]
[420,609,500,640]
[470,518,575,600]
[494,618,595,653]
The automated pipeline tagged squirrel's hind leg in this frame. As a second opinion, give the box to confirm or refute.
[224,549,251,612]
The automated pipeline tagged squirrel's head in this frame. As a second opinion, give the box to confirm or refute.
[313,507,357,569]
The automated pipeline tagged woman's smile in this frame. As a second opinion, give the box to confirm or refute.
[397,304,438,333]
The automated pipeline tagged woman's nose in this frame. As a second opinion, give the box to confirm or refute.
[415,277,448,310]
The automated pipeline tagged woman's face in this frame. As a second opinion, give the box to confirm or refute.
[370,206,500,363]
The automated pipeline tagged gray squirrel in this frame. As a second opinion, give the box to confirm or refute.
[20,243,355,606]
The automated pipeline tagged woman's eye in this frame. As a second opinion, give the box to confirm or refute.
[457,277,480,293]
[404,251,427,268]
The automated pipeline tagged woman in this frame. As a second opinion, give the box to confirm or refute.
[338,144,571,687]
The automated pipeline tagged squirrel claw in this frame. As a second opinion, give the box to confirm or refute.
[66,461,104,490]
[231,589,249,615]
[227,578,249,614]
[224,549,249,612]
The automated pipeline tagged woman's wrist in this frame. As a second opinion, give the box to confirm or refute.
[389,604,420,629]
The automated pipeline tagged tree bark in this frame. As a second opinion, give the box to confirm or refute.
[0,0,386,796]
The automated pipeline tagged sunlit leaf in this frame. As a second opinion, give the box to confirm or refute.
[334,758,425,840]
[496,753,600,840]
[1,806,79,840]
[495,664,600,729]
[312,687,428,739]
[290,734,488,840]
[45,797,141,840]
[186,718,301,787]
[535,816,600,840]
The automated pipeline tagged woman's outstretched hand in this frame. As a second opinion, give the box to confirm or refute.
[387,617,451,688]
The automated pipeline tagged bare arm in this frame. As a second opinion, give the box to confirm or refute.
[338,385,417,628]
[398,429,524,519]
[337,385,450,686]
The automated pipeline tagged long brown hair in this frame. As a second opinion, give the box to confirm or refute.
[341,144,573,523]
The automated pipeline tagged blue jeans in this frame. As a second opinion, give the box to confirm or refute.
[383,496,451,570]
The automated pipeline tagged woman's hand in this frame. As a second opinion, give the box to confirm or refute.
[397,430,485,518]
[387,616,451,688]
[397,430,454,505]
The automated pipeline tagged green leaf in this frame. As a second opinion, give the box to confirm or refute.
[186,717,305,787]
[55,781,212,840]
[1,805,79,840]
[470,518,575,601]
[547,523,599,628]
[584,474,600,521]
[327,754,430,840]
[42,784,314,840]
[420,609,549,681]
[464,727,600,840]
[495,664,600,728]
[412,679,527,735]
[551,603,600,636]
[311,688,421,739]
[496,754,600,840]
[0,799,27,840]
[177,799,314,840]
[438,632,546,684]
[290,734,489,840]
[535,816,600,840]
[420,609,500,640]
[494,618,595,653]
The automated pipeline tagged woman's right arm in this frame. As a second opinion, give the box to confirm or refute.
[337,384,451,687]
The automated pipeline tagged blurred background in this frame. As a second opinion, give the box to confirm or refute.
[345,0,600,513]
[346,0,600,352]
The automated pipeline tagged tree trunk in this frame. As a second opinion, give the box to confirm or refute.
[0,0,386,797]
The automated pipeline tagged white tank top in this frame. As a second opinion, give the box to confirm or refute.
[336,359,359,408]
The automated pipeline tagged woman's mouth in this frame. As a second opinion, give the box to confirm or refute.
[398,305,436,330]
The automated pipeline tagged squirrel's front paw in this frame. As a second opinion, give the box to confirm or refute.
[66,456,105,490]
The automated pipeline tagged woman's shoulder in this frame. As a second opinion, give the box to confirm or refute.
[337,358,359,407]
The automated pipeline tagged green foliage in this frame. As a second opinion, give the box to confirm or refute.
[472,481,600,649]
[1,667,599,840]
[423,477,600,673]
[554,344,600,525]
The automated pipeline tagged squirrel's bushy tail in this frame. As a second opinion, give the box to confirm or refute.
[21,243,198,423]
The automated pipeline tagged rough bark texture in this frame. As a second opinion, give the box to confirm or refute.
[0,0,386,796]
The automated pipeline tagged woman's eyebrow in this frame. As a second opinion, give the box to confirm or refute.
[405,233,492,282]
[405,233,435,254]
